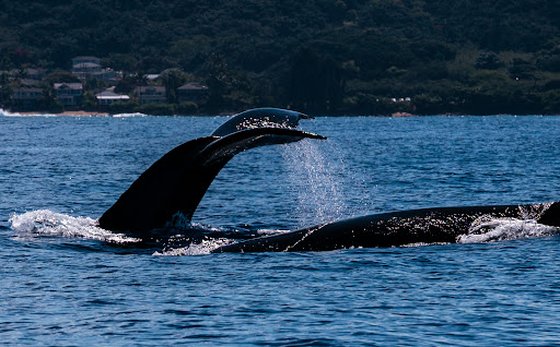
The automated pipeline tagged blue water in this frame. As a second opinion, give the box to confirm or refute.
[1,114,560,345]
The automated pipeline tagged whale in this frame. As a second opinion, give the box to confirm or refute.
[212,203,560,252]
[99,108,560,251]
[98,108,325,238]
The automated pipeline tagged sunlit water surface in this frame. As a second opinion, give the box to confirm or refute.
[1,114,560,345]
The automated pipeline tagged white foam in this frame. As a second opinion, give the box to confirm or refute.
[0,109,56,117]
[9,209,139,244]
[402,242,450,248]
[111,112,147,118]
[153,238,233,256]
[457,216,559,243]
[256,228,287,236]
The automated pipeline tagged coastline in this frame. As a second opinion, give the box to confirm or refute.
[55,111,110,117]
[1,108,558,117]
[1,109,111,117]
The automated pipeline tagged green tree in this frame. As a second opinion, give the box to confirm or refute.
[204,53,235,110]
[45,70,80,84]
[287,48,344,112]
[159,68,187,103]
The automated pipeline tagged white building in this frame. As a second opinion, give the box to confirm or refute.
[96,89,130,106]
[71,56,122,83]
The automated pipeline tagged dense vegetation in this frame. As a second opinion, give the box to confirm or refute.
[0,0,559,114]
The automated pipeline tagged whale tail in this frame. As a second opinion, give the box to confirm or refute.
[98,108,325,236]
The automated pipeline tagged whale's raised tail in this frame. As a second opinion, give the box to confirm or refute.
[98,108,325,237]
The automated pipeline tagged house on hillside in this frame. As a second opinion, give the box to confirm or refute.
[144,74,161,83]
[72,56,103,80]
[71,56,122,83]
[24,68,46,81]
[97,68,122,83]
[177,82,209,103]
[134,86,166,104]
[18,78,42,88]
[11,87,44,108]
[53,83,83,107]
[96,88,130,106]
[72,56,101,66]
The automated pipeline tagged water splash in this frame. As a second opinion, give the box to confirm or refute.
[281,140,348,227]
[111,112,147,118]
[154,226,291,256]
[0,109,55,117]
[518,202,555,220]
[153,237,233,256]
[9,209,139,244]
[8,210,287,256]
[457,216,559,243]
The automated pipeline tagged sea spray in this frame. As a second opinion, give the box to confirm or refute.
[281,140,348,227]
[457,203,560,243]
[153,237,232,256]
[457,217,559,243]
[9,209,139,244]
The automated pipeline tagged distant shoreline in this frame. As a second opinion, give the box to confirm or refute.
[55,110,110,117]
[1,109,559,117]
[0,109,108,117]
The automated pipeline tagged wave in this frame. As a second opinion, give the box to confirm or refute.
[0,108,56,117]
[8,209,256,255]
[111,112,147,118]
[151,227,287,256]
[153,238,233,256]
[9,209,139,244]
[0,109,112,117]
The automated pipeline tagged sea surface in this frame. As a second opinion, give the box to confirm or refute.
[1,113,560,346]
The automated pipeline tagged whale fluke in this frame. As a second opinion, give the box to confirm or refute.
[98,109,324,236]
[212,108,312,137]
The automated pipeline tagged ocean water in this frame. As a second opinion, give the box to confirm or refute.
[1,113,560,346]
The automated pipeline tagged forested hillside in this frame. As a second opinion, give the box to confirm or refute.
[0,0,559,114]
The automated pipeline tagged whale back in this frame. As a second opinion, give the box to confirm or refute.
[213,203,560,253]
[538,202,560,227]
